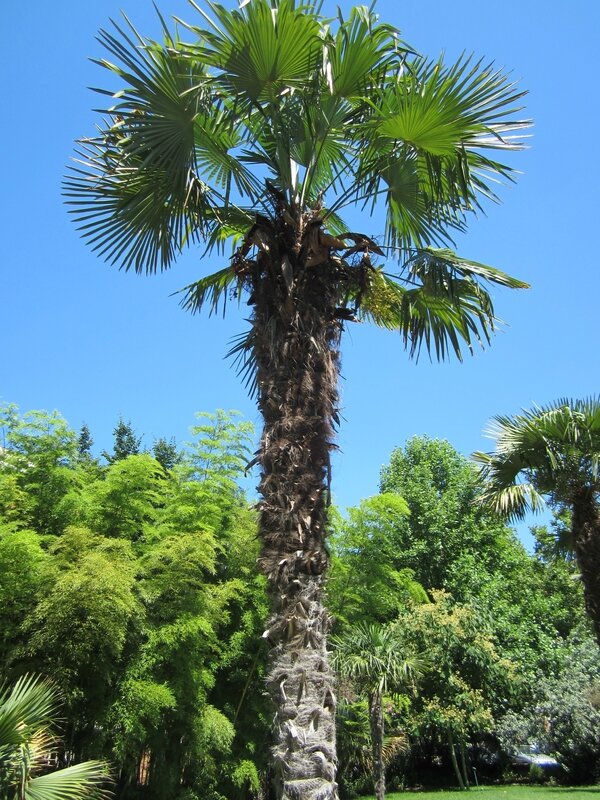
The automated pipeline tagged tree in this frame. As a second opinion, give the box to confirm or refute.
[103,419,142,464]
[65,3,529,794]
[327,495,427,626]
[0,674,110,800]
[393,592,513,790]
[496,628,600,783]
[0,406,80,536]
[78,425,95,459]
[331,622,422,800]
[380,436,513,599]
[474,398,600,643]
[152,437,180,472]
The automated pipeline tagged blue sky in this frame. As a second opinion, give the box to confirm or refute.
[2,1,598,544]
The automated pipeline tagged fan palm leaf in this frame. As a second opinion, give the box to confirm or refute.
[0,675,111,800]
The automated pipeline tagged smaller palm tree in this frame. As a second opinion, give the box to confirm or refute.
[474,397,600,641]
[0,674,111,800]
[331,623,423,800]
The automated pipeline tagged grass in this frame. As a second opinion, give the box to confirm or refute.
[360,787,600,800]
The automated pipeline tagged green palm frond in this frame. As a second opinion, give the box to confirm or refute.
[65,143,211,273]
[0,675,58,750]
[64,15,261,273]
[345,54,529,248]
[184,0,323,102]
[474,397,600,519]
[0,675,111,800]
[374,55,527,156]
[177,266,242,316]
[24,761,111,800]
[473,449,546,520]
[227,328,259,398]
[415,248,529,289]
[325,5,408,99]
[359,248,527,361]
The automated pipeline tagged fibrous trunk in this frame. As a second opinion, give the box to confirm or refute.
[368,690,386,800]
[572,489,600,645]
[250,219,343,800]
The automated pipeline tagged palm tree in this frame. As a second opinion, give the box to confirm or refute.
[0,674,110,800]
[64,2,529,795]
[331,623,422,800]
[474,398,600,641]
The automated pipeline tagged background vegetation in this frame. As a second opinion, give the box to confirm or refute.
[2,403,599,798]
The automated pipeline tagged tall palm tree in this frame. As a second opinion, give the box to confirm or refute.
[474,398,600,641]
[0,674,110,800]
[331,623,422,800]
[64,1,529,795]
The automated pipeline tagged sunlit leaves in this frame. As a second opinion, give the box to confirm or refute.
[325,5,405,99]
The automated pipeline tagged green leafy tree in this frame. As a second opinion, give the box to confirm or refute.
[0,406,267,797]
[379,436,514,598]
[0,674,110,800]
[25,531,141,757]
[327,495,427,625]
[474,398,600,643]
[85,455,167,543]
[0,406,80,535]
[103,419,142,464]
[331,622,422,800]
[65,2,529,793]
[393,591,514,790]
[78,425,95,459]
[0,527,51,667]
[497,629,600,783]
[151,437,180,472]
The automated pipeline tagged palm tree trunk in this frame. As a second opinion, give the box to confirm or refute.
[459,738,470,788]
[252,238,342,800]
[448,731,466,790]
[368,690,386,800]
[571,488,600,644]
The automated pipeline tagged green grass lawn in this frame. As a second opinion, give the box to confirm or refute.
[360,787,600,800]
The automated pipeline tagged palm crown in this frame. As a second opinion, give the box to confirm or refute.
[65,0,529,362]
[474,398,600,520]
[474,398,600,647]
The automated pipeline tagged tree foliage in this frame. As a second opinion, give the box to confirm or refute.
[0,405,268,800]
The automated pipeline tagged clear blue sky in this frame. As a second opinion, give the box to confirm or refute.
[2,1,598,544]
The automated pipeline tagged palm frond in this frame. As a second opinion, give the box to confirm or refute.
[0,675,111,800]
[359,248,524,361]
[177,266,242,316]
[345,54,530,248]
[184,0,323,102]
[325,5,410,99]
[474,397,600,518]
[227,328,259,398]
[25,761,111,800]
[0,675,58,749]
[64,15,262,273]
